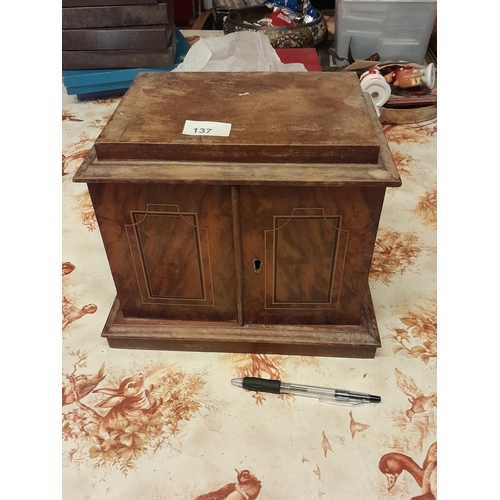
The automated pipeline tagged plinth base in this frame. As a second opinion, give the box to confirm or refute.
[102,289,381,358]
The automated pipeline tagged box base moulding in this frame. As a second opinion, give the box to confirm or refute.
[101,289,381,358]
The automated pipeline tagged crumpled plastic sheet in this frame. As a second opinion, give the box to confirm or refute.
[173,31,307,72]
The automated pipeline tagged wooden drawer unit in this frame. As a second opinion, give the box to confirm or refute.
[74,71,401,358]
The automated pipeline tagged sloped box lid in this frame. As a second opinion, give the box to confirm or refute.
[75,71,401,187]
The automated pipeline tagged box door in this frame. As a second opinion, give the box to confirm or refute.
[89,183,238,322]
[239,185,384,325]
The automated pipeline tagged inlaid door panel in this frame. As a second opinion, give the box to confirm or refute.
[239,185,385,325]
[126,205,214,306]
[264,208,348,309]
[88,183,237,321]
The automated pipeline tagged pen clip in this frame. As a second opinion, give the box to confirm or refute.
[319,398,365,407]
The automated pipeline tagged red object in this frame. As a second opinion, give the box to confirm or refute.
[383,65,416,83]
[172,0,195,26]
[263,9,296,27]
[275,48,322,72]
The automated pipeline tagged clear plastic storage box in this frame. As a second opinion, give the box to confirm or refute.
[334,0,437,66]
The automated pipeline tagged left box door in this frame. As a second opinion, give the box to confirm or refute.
[88,183,238,322]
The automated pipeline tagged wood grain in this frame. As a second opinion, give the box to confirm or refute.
[74,148,401,187]
[239,185,386,325]
[102,289,381,358]
[63,0,158,6]
[62,47,176,70]
[94,72,380,164]
[88,183,238,321]
[62,24,174,51]
[74,90,401,188]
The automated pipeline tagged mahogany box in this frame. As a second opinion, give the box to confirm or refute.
[63,0,158,6]
[74,71,401,358]
[62,1,175,69]
[62,24,174,51]
[62,2,172,29]
[62,28,175,69]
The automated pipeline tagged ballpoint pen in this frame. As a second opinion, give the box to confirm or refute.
[231,377,381,406]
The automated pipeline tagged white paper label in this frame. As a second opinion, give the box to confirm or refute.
[182,120,232,137]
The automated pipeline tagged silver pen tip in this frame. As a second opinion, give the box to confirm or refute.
[231,378,243,387]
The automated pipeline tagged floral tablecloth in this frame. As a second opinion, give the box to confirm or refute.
[62,83,437,500]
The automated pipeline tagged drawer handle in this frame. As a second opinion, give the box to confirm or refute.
[252,259,262,274]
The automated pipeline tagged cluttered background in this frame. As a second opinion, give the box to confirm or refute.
[62,0,437,125]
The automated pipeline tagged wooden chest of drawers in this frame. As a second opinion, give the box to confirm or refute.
[74,71,401,358]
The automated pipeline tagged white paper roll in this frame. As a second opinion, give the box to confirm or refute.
[359,73,391,108]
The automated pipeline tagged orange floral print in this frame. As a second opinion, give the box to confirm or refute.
[63,132,93,177]
[90,114,113,130]
[73,190,97,231]
[389,301,437,363]
[391,151,419,177]
[62,353,215,476]
[62,109,83,122]
[86,96,121,106]
[384,122,436,145]
[414,188,437,228]
[370,229,421,284]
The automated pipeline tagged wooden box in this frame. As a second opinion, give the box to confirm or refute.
[62,40,175,69]
[62,2,173,29]
[62,0,159,6]
[62,24,174,51]
[74,72,401,358]
[61,1,175,69]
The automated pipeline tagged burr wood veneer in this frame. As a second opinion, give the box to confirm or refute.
[74,72,401,358]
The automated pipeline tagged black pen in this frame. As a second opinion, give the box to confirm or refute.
[231,377,381,406]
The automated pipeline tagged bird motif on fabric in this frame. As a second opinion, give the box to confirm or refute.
[62,262,75,276]
[313,464,321,479]
[321,431,333,457]
[349,411,370,439]
[194,469,262,500]
[62,295,98,330]
[395,368,437,421]
[379,441,437,500]
[62,362,106,406]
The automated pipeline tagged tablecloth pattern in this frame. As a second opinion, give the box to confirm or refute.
[62,86,437,500]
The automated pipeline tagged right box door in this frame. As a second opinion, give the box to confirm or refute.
[239,185,386,325]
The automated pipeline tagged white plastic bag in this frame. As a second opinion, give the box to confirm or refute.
[173,31,307,72]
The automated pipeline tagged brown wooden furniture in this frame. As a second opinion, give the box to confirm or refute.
[191,9,214,30]
[74,71,401,358]
[62,1,176,70]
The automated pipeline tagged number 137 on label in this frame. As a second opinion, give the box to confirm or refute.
[182,120,232,137]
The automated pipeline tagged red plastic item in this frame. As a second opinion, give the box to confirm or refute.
[275,48,322,72]
[261,9,296,26]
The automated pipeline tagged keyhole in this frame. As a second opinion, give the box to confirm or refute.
[252,259,262,273]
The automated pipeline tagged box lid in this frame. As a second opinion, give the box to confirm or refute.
[93,72,380,165]
[75,71,401,187]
